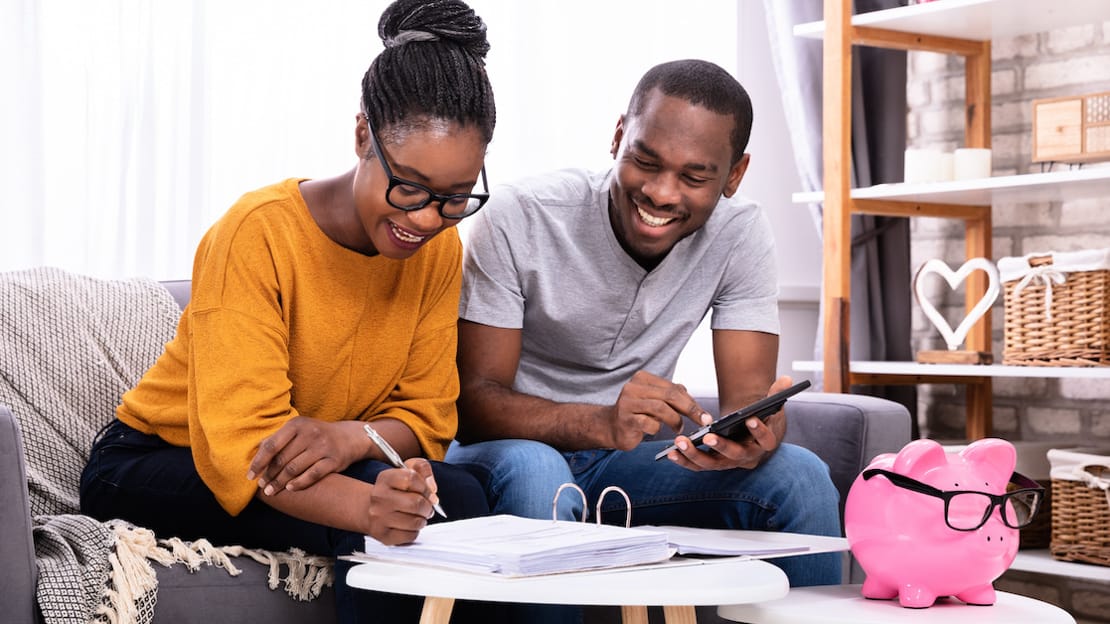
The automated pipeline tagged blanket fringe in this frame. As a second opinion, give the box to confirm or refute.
[157,537,244,576]
[94,521,334,624]
[218,545,335,600]
[95,522,161,624]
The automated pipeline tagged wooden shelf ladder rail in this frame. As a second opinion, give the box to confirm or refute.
[821,0,993,439]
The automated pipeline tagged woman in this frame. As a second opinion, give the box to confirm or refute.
[79,0,497,621]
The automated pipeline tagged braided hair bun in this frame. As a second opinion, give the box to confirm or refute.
[363,0,495,141]
[379,0,490,59]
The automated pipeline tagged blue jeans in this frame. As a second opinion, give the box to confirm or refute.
[446,439,843,587]
[80,419,505,624]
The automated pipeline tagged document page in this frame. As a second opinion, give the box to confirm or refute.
[362,514,673,576]
[643,526,854,560]
[646,525,812,556]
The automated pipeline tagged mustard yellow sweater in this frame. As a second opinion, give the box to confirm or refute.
[117,178,462,515]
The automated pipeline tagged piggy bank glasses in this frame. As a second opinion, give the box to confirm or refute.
[861,468,1044,531]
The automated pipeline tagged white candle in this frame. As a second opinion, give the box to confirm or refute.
[939,152,955,181]
[953,148,992,180]
[904,148,942,184]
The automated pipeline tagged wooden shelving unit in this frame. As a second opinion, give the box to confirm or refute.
[793,360,1110,381]
[797,0,1110,586]
[796,0,1110,441]
[1010,550,1110,582]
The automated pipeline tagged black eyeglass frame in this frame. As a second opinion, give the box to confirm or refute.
[861,467,1044,532]
[363,114,489,220]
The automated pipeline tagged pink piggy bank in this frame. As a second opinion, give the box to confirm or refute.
[844,438,1021,608]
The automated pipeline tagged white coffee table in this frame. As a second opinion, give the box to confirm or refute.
[347,556,789,624]
[717,584,1076,624]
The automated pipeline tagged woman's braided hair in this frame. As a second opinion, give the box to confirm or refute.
[362,0,496,143]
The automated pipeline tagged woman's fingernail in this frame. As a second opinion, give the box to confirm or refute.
[247,470,256,480]
[264,484,275,496]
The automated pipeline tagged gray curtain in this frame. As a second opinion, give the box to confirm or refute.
[764,0,918,436]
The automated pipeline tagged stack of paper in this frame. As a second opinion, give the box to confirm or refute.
[362,514,673,576]
[647,525,811,557]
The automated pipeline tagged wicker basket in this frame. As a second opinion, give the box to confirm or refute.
[1048,448,1110,567]
[1001,252,1110,366]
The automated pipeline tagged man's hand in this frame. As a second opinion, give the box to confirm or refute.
[365,458,440,545]
[248,417,362,495]
[606,370,713,450]
[661,375,793,471]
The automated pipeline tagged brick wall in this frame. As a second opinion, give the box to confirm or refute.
[907,22,1110,623]
[907,22,1110,445]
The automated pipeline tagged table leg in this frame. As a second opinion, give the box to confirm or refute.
[419,596,455,624]
[662,605,697,624]
[621,605,650,624]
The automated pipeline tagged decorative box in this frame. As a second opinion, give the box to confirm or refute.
[998,249,1110,367]
[1032,91,1110,164]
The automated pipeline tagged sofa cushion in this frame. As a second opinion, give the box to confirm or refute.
[153,561,336,623]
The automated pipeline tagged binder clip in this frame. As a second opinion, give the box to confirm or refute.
[553,482,587,522]
[551,483,632,528]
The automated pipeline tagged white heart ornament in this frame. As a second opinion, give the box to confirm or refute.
[912,258,1000,351]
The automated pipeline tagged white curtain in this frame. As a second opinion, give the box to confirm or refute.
[2,0,738,280]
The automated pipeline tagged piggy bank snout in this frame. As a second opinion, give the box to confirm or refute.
[969,515,1019,554]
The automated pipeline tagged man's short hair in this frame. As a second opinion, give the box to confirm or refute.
[626,59,753,165]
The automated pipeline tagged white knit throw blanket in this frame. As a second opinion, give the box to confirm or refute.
[0,267,332,623]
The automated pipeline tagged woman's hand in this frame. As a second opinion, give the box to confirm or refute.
[248,417,363,495]
[366,458,440,545]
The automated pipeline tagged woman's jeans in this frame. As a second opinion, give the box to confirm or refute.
[80,419,499,624]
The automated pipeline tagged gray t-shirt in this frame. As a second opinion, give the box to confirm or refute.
[460,167,779,405]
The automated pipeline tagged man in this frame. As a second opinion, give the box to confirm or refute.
[447,59,840,590]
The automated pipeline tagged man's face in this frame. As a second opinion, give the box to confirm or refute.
[608,89,749,269]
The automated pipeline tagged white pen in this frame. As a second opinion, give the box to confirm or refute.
[363,423,447,518]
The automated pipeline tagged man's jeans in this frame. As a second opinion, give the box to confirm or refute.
[446,439,843,587]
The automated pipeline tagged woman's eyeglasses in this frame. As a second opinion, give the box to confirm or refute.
[364,114,489,220]
[861,468,1044,532]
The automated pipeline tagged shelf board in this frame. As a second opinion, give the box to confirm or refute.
[794,0,1110,42]
[1009,549,1110,582]
[792,360,1110,379]
[792,166,1110,207]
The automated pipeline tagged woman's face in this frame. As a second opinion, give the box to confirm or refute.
[352,116,487,259]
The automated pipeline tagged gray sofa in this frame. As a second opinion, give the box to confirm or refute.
[1,279,912,624]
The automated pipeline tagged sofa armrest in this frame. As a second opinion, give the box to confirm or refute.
[0,404,39,624]
[779,393,911,517]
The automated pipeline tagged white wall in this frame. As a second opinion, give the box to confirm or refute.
[672,0,821,397]
[5,1,821,396]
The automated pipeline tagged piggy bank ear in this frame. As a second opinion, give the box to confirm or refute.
[959,438,1017,487]
[866,452,896,470]
[892,439,948,475]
